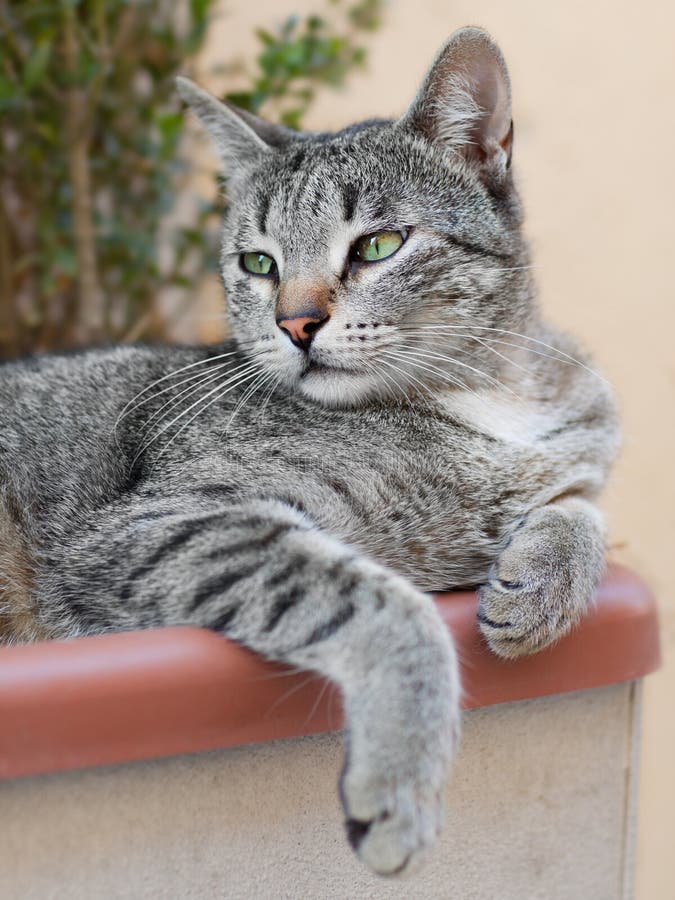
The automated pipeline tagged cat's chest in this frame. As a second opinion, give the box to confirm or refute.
[321,393,555,588]
[438,390,552,447]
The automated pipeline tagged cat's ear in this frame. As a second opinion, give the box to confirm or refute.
[176,77,297,169]
[401,27,513,179]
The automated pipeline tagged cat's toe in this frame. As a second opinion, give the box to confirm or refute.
[477,578,571,659]
[340,772,443,876]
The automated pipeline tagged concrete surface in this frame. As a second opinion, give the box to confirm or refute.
[2,684,639,900]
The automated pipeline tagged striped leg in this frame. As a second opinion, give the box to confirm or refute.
[41,495,460,875]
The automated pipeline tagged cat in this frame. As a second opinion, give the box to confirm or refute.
[0,27,619,876]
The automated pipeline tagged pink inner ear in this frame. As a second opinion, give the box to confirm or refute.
[451,44,512,151]
[404,29,513,168]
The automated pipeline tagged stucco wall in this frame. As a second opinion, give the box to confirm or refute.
[2,685,638,900]
[192,2,675,897]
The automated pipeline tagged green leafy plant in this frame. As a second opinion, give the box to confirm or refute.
[0,0,383,358]
[226,0,382,130]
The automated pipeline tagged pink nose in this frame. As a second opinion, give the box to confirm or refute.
[277,313,329,351]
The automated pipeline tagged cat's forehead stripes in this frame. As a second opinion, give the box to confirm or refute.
[252,154,357,260]
[341,182,359,223]
[249,152,412,275]
[256,192,270,236]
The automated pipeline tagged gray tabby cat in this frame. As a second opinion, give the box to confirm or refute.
[0,28,618,875]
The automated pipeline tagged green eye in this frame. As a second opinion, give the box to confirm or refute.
[241,252,276,276]
[352,230,407,264]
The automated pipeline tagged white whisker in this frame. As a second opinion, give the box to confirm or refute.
[137,360,255,440]
[303,675,333,728]
[113,348,244,440]
[380,354,452,407]
[149,368,264,468]
[263,673,321,718]
[401,331,535,380]
[377,357,436,414]
[392,345,520,398]
[470,336,535,378]
[225,366,278,433]
[367,357,405,404]
[384,349,494,404]
[134,363,262,468]
[411,324,608,383]
[257,372,284,422]
[363,356,404,405]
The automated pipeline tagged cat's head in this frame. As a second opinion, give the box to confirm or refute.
[178,26,533,408]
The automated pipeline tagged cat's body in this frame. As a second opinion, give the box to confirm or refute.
[0,28,619,876]
[1,330,614,634]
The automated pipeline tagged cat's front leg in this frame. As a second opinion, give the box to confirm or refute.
[477,496,606,658]
[185,501,461,876]
[326,572,459,875]
[41,494,459,875]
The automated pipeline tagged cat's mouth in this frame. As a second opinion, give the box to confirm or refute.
[294,356,379,407]
[300,359,361,379]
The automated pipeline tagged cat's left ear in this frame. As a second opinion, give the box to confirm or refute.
[400,27,513,180]
[176,77,298,170]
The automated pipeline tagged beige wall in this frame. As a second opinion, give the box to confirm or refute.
[197,2,675,896]
[2,686,640,899]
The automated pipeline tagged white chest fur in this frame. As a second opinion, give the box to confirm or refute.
[440,390,546,447]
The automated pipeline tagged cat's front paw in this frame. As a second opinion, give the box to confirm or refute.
[340,753,447,876]
[477,504,604,659]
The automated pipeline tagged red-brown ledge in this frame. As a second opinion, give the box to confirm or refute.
[0,564,660,780]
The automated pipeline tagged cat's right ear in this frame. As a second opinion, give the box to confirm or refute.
[176,77,296,169]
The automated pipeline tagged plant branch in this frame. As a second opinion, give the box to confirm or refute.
[63,4,105,343]
[0,187,18,354]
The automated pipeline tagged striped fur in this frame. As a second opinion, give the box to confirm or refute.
[0,29,618,874]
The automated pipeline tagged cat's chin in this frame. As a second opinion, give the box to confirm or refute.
[296,366,382,408]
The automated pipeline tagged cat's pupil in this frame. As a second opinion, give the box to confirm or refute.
[353,230,406,263]
[242,252,275,277]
